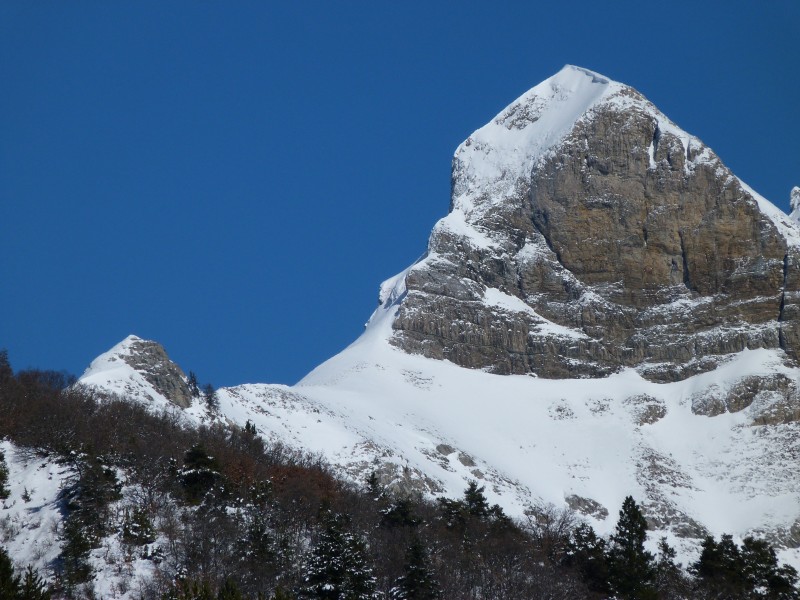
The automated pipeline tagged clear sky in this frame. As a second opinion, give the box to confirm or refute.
[2,2,798,386]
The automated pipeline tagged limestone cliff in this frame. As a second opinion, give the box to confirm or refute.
[389,66,800,389]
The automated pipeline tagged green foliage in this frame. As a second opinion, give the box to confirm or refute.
[20,565,51,600]
[0,449,10,501]
[216,578,245,600]
[61,513,94,586]
[203,384,218,411]
[390,537,441,600]
[299,511,378,599]
[0,545,22,598]
[162,578,215,600]
[437,481,509,531]
[462,481,490,518]
[694,534,799,599]
[607,495,657,599]
[271,587,295,600]
[180,445,222,504]
[188,372,200,398]
[121,506,156,545]
[380,498,421,529]
[61,457,122,587]
[564,522,609,594]
[0,546,51,600]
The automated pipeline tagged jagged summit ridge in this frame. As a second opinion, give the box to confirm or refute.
[80,334,193,408]
[387,65,800,381]
[72,69,800,574]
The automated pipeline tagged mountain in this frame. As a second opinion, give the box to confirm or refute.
[77,66,800,569]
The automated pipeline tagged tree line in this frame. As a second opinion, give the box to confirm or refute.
[0,349,797,599]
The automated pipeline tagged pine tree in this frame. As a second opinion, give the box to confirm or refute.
[203,384,218,411]
[390,537,441,600]
[0,349,13,384]
[564,523,609,594]
[217,578,244,600]
[19,565,51,600]
[0,545,21,599]
[693,534,747,596]
[653,537,689,598]
[0,449,10,500]
[121,506,156,545]
[299,512,378,599]
[463,481,490,518]
[380,498,421,529]
[188,371,200,397]
[607,496,656,599]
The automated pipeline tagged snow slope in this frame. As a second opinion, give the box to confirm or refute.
[72,66,800,573]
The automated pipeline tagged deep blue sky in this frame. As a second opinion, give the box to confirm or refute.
[2,2,798,386]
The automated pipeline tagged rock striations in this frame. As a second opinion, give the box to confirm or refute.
[75,67,800,570]
[391,65,800,386]
[80,334,194,409]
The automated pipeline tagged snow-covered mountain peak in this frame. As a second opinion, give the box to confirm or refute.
[72,69,800,576]
[450,65,618,218]
[79,334,193,409]
[791,186,800,223]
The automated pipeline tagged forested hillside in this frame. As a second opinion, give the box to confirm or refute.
[0,350,797,599]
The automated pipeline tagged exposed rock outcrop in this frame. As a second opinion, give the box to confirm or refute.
[118,337,194,408]
[389,66,800,383]
[79,334,194,408]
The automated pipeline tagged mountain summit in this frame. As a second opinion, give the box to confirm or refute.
[78,67,800,569]
[387,64,800,381]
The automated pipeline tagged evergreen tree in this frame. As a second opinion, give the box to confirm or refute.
[216,578,244,600]
[390,537,441,600]
[607,496,656,599]
[653,537,689,598]
[380,498,421,529]
[0,349,13,384]
[564,523,609,594]
[121,506,156,545]
[299,512,378,599]
[695,534,800,599]
[203,384,218,411]
[693,534,747,596]
[187,371,200,397]
[740,536,799,598]
[19,565,51,600]
[0,545,21,599]
[180,445,221,504]
[463,481,490,518]
[0,449,10,500]
[271,588,295,600]
[365,472,381,498]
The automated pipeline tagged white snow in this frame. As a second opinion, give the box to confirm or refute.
[0,440,72,577]
[482,287,588,339]
[65,65,800,582]
[79,335,179,412]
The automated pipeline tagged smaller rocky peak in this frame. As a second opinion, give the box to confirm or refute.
[80,335,193,408]
[791,186,800,223]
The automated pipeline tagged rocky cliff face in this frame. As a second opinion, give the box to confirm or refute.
[79,334,194,408]
[390,66,800,388]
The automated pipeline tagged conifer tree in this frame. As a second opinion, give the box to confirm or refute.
[299,512,378,599]
[19,565,51,600]
[187,371,200,397]
[390,537,441,600]
[607,496,656,599]
[0,545,21,598]
[0,449,10,500]
[565,523,609,594]
[463,481,490,518]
